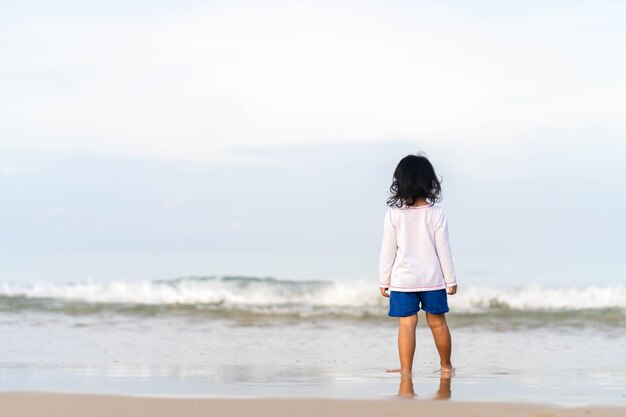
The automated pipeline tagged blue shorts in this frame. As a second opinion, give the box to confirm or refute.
[388,289,449,317]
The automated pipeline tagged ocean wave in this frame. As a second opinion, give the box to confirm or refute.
[1,276,625,322]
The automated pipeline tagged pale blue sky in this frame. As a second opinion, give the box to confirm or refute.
[1,1,625,285]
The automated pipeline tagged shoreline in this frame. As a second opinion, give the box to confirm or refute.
[2,392,625,417]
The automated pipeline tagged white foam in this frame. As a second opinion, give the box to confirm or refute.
[1,277,625,311]
[454,284,626,311]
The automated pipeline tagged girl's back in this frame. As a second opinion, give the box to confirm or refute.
[379,202,456,292]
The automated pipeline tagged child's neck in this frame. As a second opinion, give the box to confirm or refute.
[407,198,429,207]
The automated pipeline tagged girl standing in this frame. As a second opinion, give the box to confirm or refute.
[378,153,457,376]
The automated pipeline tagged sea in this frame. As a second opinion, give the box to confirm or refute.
[1,275,625,406]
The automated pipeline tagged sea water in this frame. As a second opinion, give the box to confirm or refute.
[1,276,625,406]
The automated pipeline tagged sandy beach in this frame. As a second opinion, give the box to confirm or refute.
[2,392,625,417]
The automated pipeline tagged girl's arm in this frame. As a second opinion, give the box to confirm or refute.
[378,209,397,289]
[434,209,457,289]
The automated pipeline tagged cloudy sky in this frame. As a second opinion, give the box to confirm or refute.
[1,1,625,285]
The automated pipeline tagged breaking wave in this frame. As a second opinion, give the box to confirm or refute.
[1,276,625,326]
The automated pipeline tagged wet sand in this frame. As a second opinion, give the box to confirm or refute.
[1,392,624,417]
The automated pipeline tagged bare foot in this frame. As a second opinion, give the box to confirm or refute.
[386,368,401,373]
[440,365,455,378]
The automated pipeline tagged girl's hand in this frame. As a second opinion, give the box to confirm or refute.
[447,285,457,295]
[380,287,390,298]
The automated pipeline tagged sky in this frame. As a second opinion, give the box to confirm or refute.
[1,1,625,286]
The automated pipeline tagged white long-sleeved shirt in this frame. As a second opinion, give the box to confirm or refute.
[378,203,457,292]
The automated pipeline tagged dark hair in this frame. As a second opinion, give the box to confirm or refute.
[386,152,442,208]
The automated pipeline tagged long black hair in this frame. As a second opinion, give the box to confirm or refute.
[386,152,442,208]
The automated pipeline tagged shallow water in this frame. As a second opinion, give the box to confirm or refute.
[1,308,625,406]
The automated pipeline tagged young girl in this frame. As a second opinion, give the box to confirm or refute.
[378,153,457,377]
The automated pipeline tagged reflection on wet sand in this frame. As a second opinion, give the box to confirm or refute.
[434,376,451,400]
[396,373,452,400]
[398,373,415,398]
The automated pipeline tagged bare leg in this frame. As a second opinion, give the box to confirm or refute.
[425,312,453,374]
[396,314,418,374]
